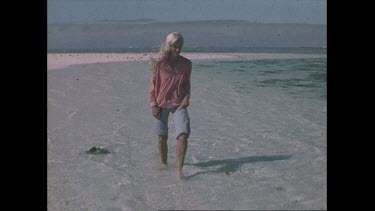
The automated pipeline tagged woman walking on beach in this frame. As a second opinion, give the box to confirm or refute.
[149,32,192,177]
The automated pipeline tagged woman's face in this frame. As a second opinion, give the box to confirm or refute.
[170,41,183,58]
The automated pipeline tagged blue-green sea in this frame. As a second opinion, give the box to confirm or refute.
[194,56,326,100]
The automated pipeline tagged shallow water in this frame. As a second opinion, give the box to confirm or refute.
[48,55,326,210]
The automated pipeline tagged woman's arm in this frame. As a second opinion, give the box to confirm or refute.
[181,61,192,107]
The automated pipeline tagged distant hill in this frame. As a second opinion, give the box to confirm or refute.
[48,20,326,51]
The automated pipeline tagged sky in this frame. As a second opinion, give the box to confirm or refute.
[48,0,326,24]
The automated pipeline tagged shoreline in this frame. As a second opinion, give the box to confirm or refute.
[47,52,326,70]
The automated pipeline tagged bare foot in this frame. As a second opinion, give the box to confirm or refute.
[157,163,168,170]
[176,170,184,179]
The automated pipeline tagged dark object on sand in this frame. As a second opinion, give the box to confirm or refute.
[85,146,110,154]
[225,171,231,175]
[276,187,285,191]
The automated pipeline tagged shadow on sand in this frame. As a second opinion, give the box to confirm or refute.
[183,154,292,179]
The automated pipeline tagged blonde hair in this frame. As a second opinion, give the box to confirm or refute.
[151,32,184,72]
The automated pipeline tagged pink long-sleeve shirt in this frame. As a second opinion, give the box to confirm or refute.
[149,56,192,108]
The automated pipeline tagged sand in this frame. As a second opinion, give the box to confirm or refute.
[47,53,325,70]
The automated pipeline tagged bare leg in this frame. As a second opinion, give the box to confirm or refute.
[158,135,168,166]
[176,134,188,177]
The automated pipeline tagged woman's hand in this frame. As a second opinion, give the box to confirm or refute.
[180,96,190,108]
[152,106,161,119]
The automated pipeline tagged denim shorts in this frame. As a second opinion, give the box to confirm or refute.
[154,106,190,140]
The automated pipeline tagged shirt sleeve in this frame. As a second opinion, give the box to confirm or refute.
[184,61,192,99]
[149,69,158,107]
